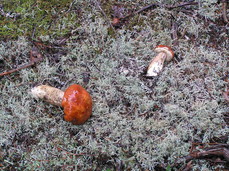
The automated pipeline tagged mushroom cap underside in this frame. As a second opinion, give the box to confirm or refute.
[154,45,174,61]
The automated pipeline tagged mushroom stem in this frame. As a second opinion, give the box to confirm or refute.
[146,52,167,77]
[31,85,64,106]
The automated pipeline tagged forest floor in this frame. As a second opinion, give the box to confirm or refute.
[0,0,228,170]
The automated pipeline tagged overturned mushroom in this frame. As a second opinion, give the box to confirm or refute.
[146,45,174,77]
[31,84,92,125]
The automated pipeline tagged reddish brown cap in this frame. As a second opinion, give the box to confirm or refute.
[155,45,174,61]
[61,84,92,125]
[112,17,120,26]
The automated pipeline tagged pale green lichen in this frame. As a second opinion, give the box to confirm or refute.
[0,0,228,170]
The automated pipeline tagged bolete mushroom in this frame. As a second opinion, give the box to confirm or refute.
[146,45,174,77]
[31,84,92,125]
[111,17,120,27]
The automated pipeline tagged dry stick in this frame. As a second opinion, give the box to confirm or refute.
[223,88,229,102]
[190,147,229,162]
[166,1,198,9]
[121,1,198,21]
[171,15,179,46]
[172,143,229,170]
[174,144,229,169]
[222,0,228,23]
[179,161,192,171]
[121,3,158,20]
[0,47,43,77]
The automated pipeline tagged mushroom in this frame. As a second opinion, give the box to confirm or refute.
[31,84,92,125]
[112,17,120,27]
[146,45,174,77]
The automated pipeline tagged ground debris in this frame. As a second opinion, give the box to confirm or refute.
[174,143,229,170]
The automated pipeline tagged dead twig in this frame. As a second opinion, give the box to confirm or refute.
[174,143,229,170]
[189,146,229,162]
[33,41,52,49]
[118,1,198,24]
[179,160,192,171]
[223,88,229,102]
[222,0,228,23]
[0,47,43,77]
[166,2,198,9]
[171,15,179,46]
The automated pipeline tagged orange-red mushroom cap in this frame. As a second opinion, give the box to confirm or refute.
[61,84,92,125]
[112,17,120,26]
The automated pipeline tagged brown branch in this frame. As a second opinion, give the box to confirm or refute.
[0,47,43,77]
[179,160,192,171]
[113,1,198,27]
[222,0,228,23]
[173,144,229,169]
[190,147,229,161]
[171,15,179,46]
[121,1,198,21]
[223,88,229,102]
[167,2,198,9]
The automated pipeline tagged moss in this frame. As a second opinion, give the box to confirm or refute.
[0,0,78,39]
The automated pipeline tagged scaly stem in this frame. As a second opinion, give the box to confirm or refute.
[146,52,167,77]
[31,85,64,106]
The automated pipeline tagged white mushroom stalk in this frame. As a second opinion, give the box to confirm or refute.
[146,45,174,77]
[31,85,64,106]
